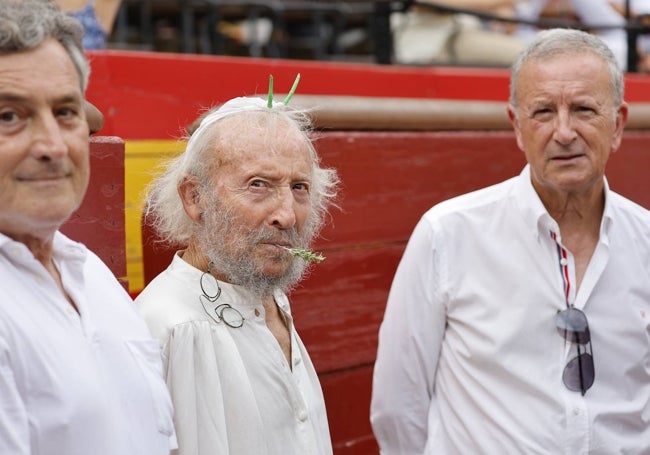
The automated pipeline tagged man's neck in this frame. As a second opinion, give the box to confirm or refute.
[542,190,604,292]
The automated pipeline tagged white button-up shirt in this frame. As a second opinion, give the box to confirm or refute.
[136,253,333,455]
[0,232,176,455]
[371,165,650,455]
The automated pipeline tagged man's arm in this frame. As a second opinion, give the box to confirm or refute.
[370,216,447,454]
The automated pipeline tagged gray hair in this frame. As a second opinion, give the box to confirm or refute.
[0,0,89,92]
[509,28,624,110]
[145,102,340,245]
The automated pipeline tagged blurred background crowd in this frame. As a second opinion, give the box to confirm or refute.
[57,1,650,72]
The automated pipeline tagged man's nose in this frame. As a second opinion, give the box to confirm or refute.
[552,110,578,145]
[269,187,297,229]
[30,114,67,159]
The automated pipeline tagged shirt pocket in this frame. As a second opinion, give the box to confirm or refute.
[126,339,175,437]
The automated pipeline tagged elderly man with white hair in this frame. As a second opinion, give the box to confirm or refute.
[136,79,339,455]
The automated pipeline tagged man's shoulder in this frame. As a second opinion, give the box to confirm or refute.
[609,190,650,214]
[135,265,207,340]
[607,190,650,231]
[135,268,191,312]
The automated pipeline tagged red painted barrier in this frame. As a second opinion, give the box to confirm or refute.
[61,136,127,287]
[85,50,650,141]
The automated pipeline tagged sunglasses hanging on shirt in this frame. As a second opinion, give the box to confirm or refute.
[551,231,595,396]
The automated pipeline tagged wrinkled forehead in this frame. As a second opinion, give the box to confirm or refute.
[211,111,311,157]
[515,52,616,105]
[521,52,613,90]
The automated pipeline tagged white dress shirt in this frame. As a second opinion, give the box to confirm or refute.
[0,232,176,455]
[371,165,650,455]
[136,253,333,455]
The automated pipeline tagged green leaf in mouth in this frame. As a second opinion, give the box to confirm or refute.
[281,246,325,263]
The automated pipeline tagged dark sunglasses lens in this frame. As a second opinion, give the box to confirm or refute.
[563,353,595,392]
[556,308,590,344]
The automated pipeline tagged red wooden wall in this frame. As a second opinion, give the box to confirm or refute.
[85,50,650,141]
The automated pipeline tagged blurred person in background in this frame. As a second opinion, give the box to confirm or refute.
[391,0,528,66]
[517,0,628,69]
[56,0,122,49]
[609,0,650,71]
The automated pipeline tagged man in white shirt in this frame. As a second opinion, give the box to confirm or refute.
[391,0,528,66]
[371,28,650,454]
[0,2,176,454]
[136,87,340,454]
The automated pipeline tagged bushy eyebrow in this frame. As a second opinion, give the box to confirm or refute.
[0,92,82,106]
[0,93,25,103]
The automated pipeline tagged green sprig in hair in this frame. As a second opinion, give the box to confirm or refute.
[267,73,301,108]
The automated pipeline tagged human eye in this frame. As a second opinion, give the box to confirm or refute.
[56,106,75,118]
[0,109,18,123]
[0,108,24,132]
[292,182,310,192]
[575,105,597,116]
[531,106,553,120]
[248,179,268,191]
[292,182,311,202]
[56,105,82,124]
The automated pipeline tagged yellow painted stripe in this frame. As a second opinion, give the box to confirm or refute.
[125,139,186,292]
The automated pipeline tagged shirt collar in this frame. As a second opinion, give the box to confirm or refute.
[171,252,291,314]
[52,231,87,263]
[0,230,86,263]
[513,164,613,242]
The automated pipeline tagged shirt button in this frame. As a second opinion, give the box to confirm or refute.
[297,409,308,421]
[573,407,580,416]
[560,258,568,266]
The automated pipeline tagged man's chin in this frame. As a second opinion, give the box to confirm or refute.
[259,263,294,280]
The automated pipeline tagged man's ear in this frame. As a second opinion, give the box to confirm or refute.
[507,103,525,152]
[178,175,204,222]
[611,101,629,154]
[84,100,104,135]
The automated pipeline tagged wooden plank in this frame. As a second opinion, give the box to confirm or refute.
[320,364,379,455]
[61,137,127,282]
[609,131,650,209]
[86,51,650,140]
[291,245,403,373]
[312,131,525,248]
